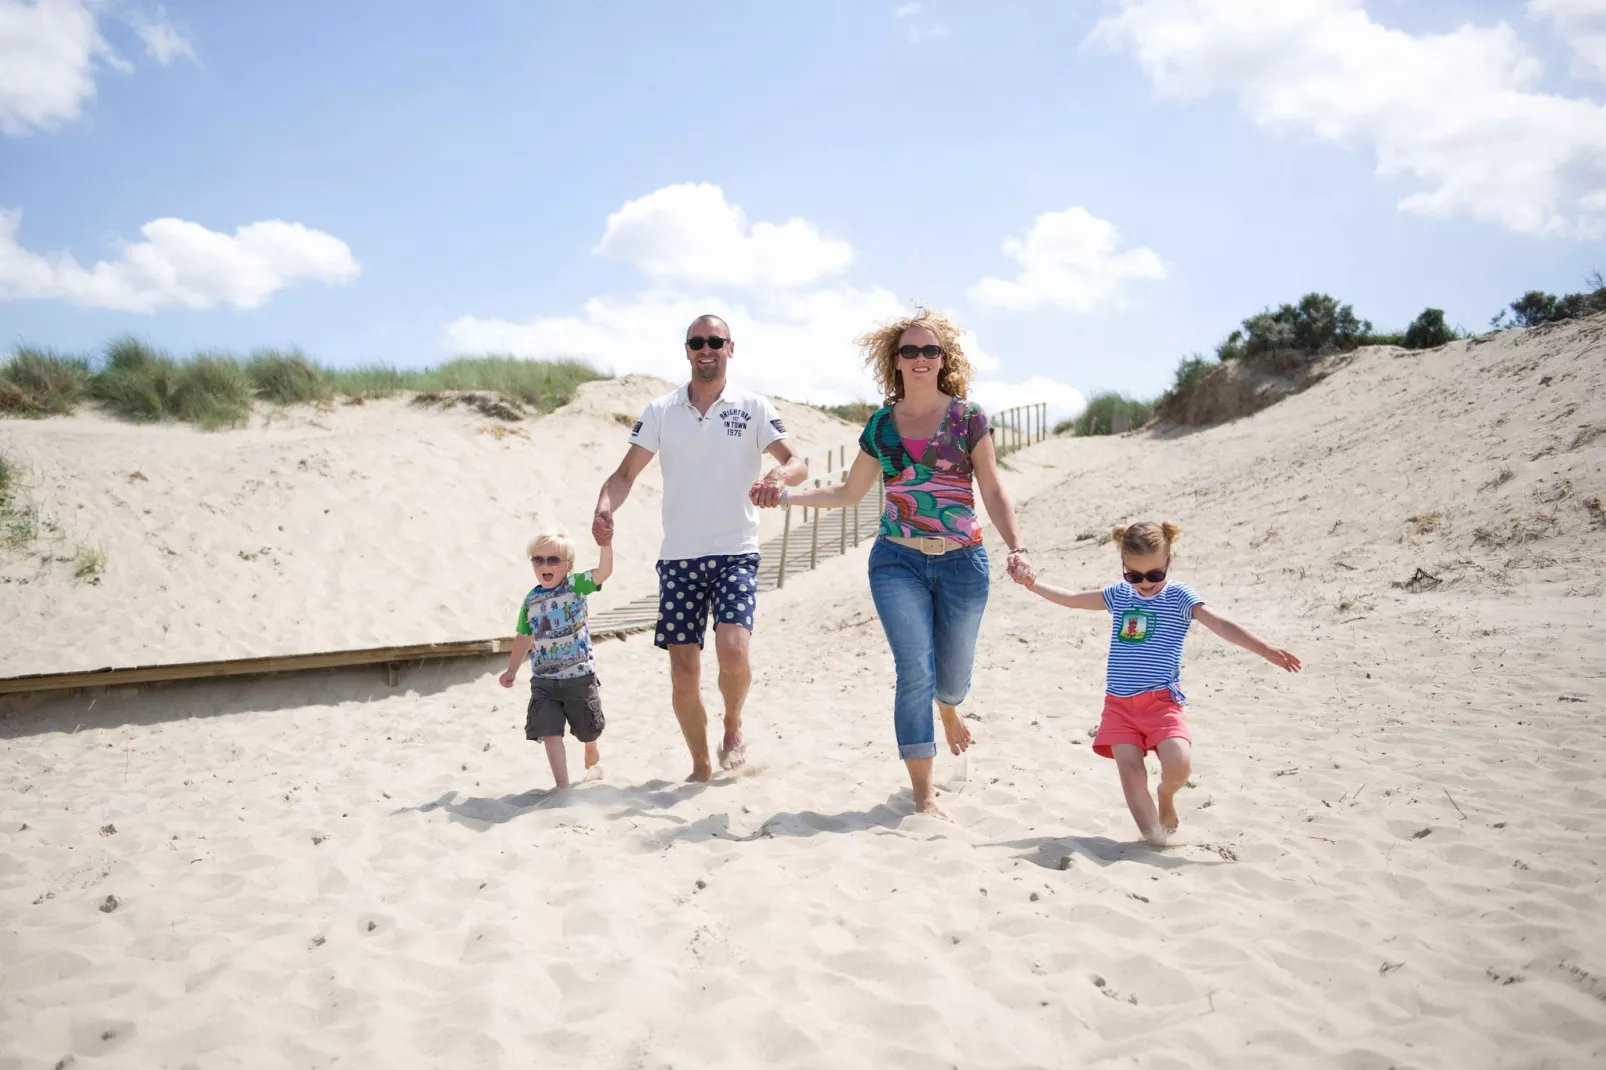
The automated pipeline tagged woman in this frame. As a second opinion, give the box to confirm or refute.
[764,309,1034,817]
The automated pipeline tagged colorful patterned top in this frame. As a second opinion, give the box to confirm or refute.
[859,399,992,545]
[516,571,602,679]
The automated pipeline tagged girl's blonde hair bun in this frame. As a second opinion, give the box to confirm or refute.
[1113,520,1183,555]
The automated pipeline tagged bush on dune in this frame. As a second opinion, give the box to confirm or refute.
[247,349,333,404]
[1073,392,1153,436]
[0,347,92,416]
[91,337,181,422]
[1492,273,1606,330]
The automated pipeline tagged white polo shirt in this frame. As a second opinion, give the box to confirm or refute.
[629,381,787,560]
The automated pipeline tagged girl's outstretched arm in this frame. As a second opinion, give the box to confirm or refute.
[1025,580,1107,611]
[1192,605,1302,672]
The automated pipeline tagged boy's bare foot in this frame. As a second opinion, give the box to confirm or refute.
[583,743,601,770]
[718,729,747,771]
[939,707,972,755]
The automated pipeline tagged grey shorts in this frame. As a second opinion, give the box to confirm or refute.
[526,674,604,742]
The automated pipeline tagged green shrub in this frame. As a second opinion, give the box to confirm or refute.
[1403,308,1455,350]
[1075,392,1153,436]
[1492,274,1606,329]
[173,354,253,429]
[1218,293,1372,360]
[423,356,606,412]
[0,347,92,416]
[92,337,180,422]
[247,348,332,404]
[819,401,879,425]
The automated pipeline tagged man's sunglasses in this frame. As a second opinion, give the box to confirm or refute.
[898,344,944,360]
[530,555,566,567]
[686,336,728,350]
[1123,568,1169,584]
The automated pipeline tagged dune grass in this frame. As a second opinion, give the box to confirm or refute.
[1072,392,1153,436]
[0,338,609,429]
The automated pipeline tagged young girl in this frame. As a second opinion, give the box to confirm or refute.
[1025,521,1300,844]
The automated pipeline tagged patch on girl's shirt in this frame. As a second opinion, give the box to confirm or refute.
[1117,609,1155,643]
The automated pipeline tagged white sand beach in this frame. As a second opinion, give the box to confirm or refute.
[3,319,1605,1068]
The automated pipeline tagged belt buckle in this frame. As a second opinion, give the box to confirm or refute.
[920,536,945,556]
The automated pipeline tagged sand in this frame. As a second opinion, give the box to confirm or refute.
[3,319,1605,1068]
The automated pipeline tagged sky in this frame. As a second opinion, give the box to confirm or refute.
[1,0,1603,419]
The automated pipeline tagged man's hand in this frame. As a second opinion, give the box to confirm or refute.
[592,505,614,546]
[498,668,517,688]
[749,472,786,508]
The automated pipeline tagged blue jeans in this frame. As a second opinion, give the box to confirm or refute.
[868,537,991,760]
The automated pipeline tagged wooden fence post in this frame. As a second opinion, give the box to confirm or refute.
[777,504,791,589]
[810,479,821,569]
[839,471,848,556]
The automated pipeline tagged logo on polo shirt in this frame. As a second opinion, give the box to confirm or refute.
[770,418,786,435]
[630,420,643,438]
[719,406,751,438]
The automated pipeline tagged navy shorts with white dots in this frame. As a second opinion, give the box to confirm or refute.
[654,553,761,649]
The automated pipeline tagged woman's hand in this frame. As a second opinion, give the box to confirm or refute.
[1006,550,1035,586]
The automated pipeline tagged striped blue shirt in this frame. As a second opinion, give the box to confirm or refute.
[1102,581,1204,702]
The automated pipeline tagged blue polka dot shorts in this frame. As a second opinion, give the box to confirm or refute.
[654,553,761,649]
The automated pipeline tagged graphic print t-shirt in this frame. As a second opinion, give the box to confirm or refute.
[1101,581,1204,701]
[859,399,991,545]
[516,571,602,679]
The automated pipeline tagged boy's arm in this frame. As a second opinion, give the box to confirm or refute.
[591,544,614,586]
[1025,580,1108,611]
[1192,605,1302,672]
[500,634,533,685]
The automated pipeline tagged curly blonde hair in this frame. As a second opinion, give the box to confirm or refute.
[858,308,975,402]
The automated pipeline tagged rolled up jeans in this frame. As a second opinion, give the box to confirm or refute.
[868,536,990,760]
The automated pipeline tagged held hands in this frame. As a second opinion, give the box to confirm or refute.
[591,507,613,546]
[1005,550,1036,587]
[749,473,787,509]
[497,668,517,688]
[1263,647,1303,673]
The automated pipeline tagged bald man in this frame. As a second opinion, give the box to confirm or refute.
[593,315,808,781]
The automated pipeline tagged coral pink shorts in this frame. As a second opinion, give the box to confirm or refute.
[1093,690,1192,759]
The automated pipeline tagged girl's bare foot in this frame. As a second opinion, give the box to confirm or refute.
[939,706,972,755]
[1158,792,1180,833]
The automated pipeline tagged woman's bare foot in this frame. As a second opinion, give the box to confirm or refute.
[1140,825,1169,847]
[939,706,972,755]
[914,794,951,821]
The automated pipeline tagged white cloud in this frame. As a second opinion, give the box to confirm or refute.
[971,376,1086,426]
[1531,0,1606,81]
[968,206,1166,313]
[0,0,123,135]
[127,5,196,66]
[0,0,195,136]
[593,183,853,289]
[450,185,1082,414]
[1093,0,1606,237]
[893,2,923,16]
[0,209,360,312]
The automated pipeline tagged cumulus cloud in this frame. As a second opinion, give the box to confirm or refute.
[893,2,923,16]
[0,0,195,135]
[968,206,1166,313]
[451,184,1082,417]
[1093,0,1606,237]
[971,376,1086,425]
[0,209,360,312]
[594,183,853,289]
[1531,0,1606,81]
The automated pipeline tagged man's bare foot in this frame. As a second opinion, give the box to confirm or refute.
[939,707,972,755]
[718,729,747,771]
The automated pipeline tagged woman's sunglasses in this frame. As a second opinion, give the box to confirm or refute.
[686,336,728,350]
[1123,568,1169,584]
[530,555,566,567]
[898,344,944,360]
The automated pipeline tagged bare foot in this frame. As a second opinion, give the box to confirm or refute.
[1158,782,1183,833]
[583,743,601,770]
[913,794,951,821]
[1140,825,1169,847]
[939,707,972,755]
[687,763,713,783]
[718,729,747,772]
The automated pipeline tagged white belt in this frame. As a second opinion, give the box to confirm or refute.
[884,534,969,556]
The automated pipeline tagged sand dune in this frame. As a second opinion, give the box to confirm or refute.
[0,375,856,677]
[2,319,1605,1068]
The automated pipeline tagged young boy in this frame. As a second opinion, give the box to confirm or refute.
[498,526,612,789]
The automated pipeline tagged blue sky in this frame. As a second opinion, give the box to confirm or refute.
[1,1,1603,415]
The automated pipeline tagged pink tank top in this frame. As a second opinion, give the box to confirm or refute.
[901,437,930,462]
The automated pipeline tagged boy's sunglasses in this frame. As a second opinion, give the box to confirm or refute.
[1123,568,1169,584]
[530,555,565,567]
[898,344,944,360]
[686,336,728,350]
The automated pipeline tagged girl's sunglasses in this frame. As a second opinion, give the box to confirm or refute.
[898,344,944,360]
[530,555,566,567]
[1123,568,1168,584]
[686,336,728,350]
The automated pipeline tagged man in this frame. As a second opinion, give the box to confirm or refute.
[593,314,807,781]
